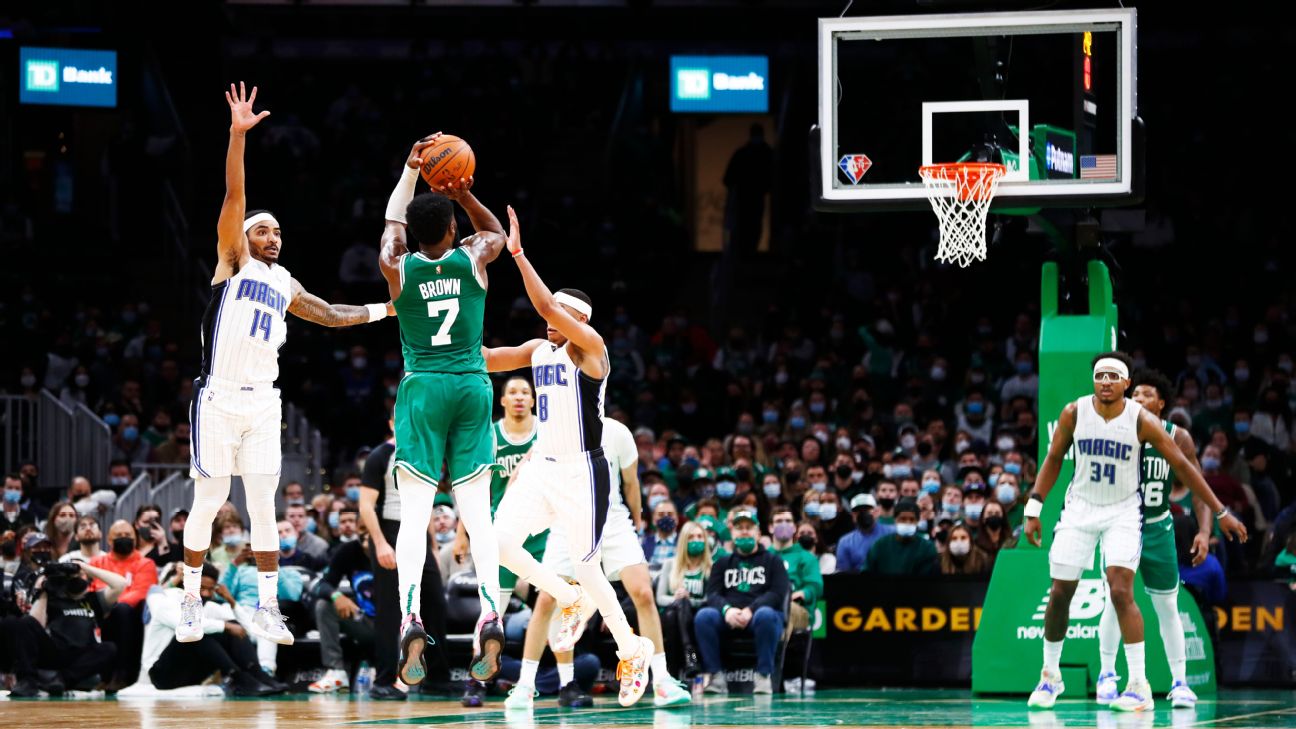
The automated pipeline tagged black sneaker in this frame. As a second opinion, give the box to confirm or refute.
[248,665,288,694]
[682,647,700,678]
[228,669,280,697]
[371,684,408,701]
[558,680,593,708]
[398,615,430,686]
[461,679,487,707]
[470,612,505,682]
[10,678,41,698]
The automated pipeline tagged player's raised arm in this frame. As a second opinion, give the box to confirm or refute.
[1138,410,1247,543]
[380,134,443,302]
[1023,402,1077,547]
[214,82,270,284]
[506,206,605,357]
[437,177,508,265]
[481,339,546,373]
[287,278,391,328]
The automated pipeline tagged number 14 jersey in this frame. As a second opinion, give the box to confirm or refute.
[200,258,293,386]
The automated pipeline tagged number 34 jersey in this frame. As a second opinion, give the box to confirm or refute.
[200,258,293,386]
[394,247,487,374]
[1067,395,1144,507]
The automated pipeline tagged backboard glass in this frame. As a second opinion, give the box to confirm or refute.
[816,9,1140,211]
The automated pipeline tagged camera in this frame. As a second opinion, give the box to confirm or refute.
[40,561,90,601]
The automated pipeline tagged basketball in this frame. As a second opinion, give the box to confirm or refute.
[418,134,476,190]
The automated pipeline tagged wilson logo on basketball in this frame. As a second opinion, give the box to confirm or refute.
[421,147,453,173]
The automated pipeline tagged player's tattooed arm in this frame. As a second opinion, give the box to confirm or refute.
[378,223,408,302]
[287,278,383,328]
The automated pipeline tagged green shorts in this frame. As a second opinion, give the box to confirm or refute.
[499,530,549,591]
[393,371,495,488]
[1139,515,1180,594]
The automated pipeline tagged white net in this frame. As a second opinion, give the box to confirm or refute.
[919,163,1006,268]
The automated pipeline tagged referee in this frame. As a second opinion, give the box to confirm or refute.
[359,418,451,696]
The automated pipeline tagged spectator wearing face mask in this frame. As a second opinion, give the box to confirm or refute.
[1,473,36,532]
[898,477,920,501]
[961,481,988,532]
[814,491,851,549]
[760,473,787,510]
[210,516,247,575]
[938,484,964,523]
[920,470,944,499]
[111,414,153,464]
[940,524,991,576]
[864,500,937,576]
[60,516,104,564]
[1250,387,1292,451]
[643,500,680,569]
[769,507,822,633]
[713,466,743,513]
[684,468,719,519]
[150,422,192,465]
[657,520,711,676]
[956,391,994,444]
[276,519,325,570]
[285,504,329,559]
[975,501,1012,558]
[134,504,179,567]
[835,494,896,574]
[43,501,78,559]
[694,508,789,695]
[995,464,1025,527]
[896,424,920,459]
[873,479,899,524]
[796,521,835,575]
[1000,352,1039,405]
[89,521,158,687]
[107,459,134,490]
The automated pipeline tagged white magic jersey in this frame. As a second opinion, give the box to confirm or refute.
[531,342,607,457]
[200,259,293,386]
[1067,395,1144,506]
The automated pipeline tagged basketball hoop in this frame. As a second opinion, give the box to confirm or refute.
[919,163,1007,267]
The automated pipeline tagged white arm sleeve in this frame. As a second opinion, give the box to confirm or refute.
[385,165,420,224]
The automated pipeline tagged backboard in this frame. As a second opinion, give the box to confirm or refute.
[816,8,1140,212]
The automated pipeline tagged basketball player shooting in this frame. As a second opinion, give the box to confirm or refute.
[379,135,508,687]
[479,206,654,707]
[178,83,395,645]
[1023,352,1246,712]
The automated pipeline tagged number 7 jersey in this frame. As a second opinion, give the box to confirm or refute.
[394,247,487,373]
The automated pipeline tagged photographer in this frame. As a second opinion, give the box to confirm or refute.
[4,548,127,696]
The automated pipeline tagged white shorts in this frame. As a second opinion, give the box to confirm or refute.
[1049,490,1143,581]
[545,503,645,582]
[189,376,282,479]
[494,448,614,567]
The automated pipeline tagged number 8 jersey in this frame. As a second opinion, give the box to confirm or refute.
[1068,395,1144,506]
[394,247,487,374]
[200,258,293,385]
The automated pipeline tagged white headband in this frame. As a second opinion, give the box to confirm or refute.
[244,212,280,234]
[553,292,592,320]
[1093,357,1130,380]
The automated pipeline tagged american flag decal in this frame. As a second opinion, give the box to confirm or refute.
[1080,154,1117,179]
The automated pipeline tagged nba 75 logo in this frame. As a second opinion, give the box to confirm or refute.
[838,154,872,184]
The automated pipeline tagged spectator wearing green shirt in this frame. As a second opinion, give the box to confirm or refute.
[769,507,823,632]
[865,500,937,576]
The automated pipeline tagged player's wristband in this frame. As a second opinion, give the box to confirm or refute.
[365,303,388,322]
[331,592,343,603]
[1024,495,1044,519]
[1214,507,1230,522]
[511,248,524,259]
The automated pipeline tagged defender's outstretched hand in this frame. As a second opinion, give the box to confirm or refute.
[226,82,270,134]
[506,205,522,256]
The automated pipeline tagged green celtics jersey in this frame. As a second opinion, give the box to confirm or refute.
[1140,419,1176,522]
[395,247,487,374]
[490,419,537,515]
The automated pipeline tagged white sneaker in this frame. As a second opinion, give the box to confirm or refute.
[615,635,654,707]
[752,673,773,695]
[1096,671,1121,705]
[653,676,692,707]
[1027,669,1065,709]
[1112,678,1154,712]
[551,586,591,653]
[249,598,295,645]
[176,593,204,643]
[308,668,349,694]
[1167,680,1197,709]
[504,685,536,711]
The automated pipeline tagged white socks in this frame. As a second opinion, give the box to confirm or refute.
[1151,591,1188,683]
[1098,589,1122,675]
[184,476,231,552]
[518,658,540,689]
[183,564,203,598]
[454,472,502,617]
[651,652,670,686]
[257,571,277,606]
[1043,639,1064,675]
[1124,641,1146,684]
[395,471,437,617]
[557,660,575,687]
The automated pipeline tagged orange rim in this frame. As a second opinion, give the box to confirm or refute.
[919,163,1007,201]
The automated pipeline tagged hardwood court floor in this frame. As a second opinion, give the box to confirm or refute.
[5,688,1296,728]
